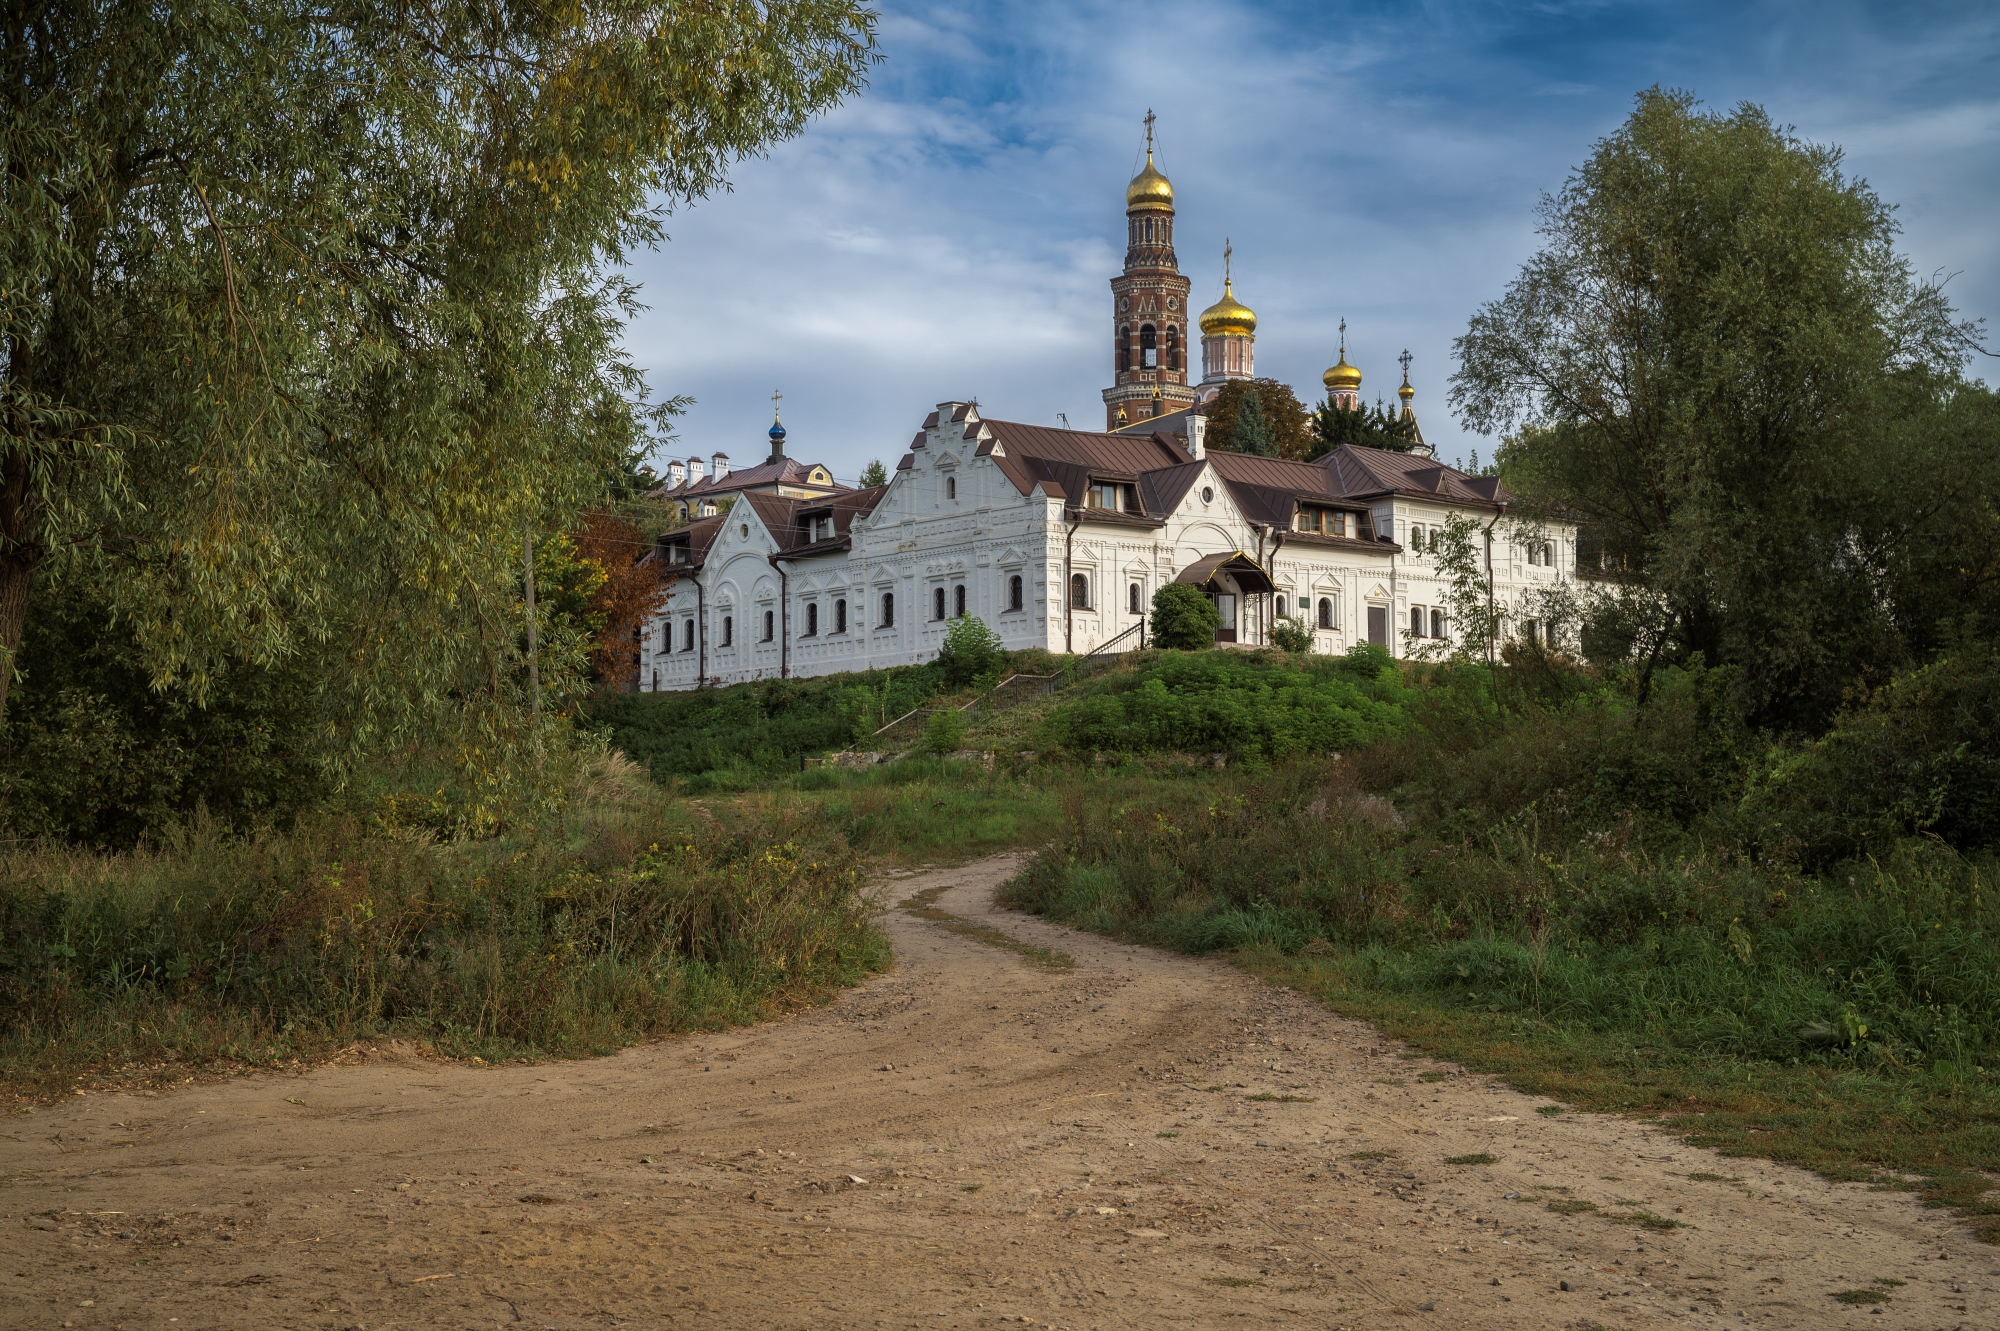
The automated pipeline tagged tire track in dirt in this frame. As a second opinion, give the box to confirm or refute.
[2,850,1992,1329]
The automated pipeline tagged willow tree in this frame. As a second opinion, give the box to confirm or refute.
[0,1,876,743]
[1452,88,1976,728]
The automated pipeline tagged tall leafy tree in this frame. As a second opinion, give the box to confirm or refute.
[0,0,877,744]
[1203,377,1310,458]
[1451,88,1977,728]
[858,458,889,488]
[1308,398,1419,458]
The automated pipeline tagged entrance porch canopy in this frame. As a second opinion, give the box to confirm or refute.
[1174,551,1274,595]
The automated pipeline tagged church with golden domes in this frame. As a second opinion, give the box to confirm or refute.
[1099,115,1424,456]
[632,118,1570,693]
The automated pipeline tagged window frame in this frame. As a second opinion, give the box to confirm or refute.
[1007,574,1023,613]
[1069,572,1089,610]
[880,591,894,628]
[953,584,966,618]
[933,587,946,622]
[834,598,848,635]
[1318,597,1334,630]
[803,601,819,638]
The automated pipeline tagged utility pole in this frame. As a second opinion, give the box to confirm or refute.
[524,522,541,720]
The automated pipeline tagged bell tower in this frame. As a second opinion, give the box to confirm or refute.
[1103,112,1197,431]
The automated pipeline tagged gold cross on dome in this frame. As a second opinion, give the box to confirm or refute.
[1339,317,1347,354]
[770,388,783,421]
[1144,109,1156,153]
[1398,348,1413,381]
[1224,237,1232,285]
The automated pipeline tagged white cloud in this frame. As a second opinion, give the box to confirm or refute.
[623,0,2000,481]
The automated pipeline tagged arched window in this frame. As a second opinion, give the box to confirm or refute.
[1274,595,1287,620]
[933,587,946,621]
[763,610,774,642]
[1140,324,1157,369]
[1070,573,1089,609]
[1164,326,1180,372]
[946,475,956,500]
[1008,575,1023,612]
[880,591,894,628]
[954,584,966,617]
[721,615,733,647]
[1118,325,1130,373]
[1410,606,1425,638]
[1130,582,1143,615]
[684,618,696,651]
[835,599,847,634]
[1431,608,1445,640]
[1410,524,1425,551]
[804,602,819,637]
[660,622,670,653]
[1318,597,1334,629]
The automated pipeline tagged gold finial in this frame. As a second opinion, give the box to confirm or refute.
[1116,402,1129,426]
[1398,349,1415,403]
[771,387,783,424]
[1323,319,1362,393]
[1224,237,1232,288]
[1125,112,1174,210]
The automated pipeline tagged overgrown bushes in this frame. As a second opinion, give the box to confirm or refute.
[1038,645,1410,762]
[1009,653,2000,1071]
[0,780,885,1091]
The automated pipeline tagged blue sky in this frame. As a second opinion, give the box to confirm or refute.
[623,0,2000,481]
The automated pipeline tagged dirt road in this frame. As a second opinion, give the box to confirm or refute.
[4,852,1991,1329]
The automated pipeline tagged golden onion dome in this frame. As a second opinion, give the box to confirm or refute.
[1198,279,1257,338]
[1125,148,1174,212]
[1323,349,1363,391]
[1398,376,1415,403]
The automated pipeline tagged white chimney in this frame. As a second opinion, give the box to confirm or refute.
[1187,411,1207,460]
[687,455,705,485]
[711,451,730,481]
[666,459,686,488]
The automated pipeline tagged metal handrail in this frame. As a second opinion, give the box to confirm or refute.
[1084,615,1146,659]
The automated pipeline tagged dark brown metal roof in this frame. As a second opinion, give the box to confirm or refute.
[1175,550,1275,594]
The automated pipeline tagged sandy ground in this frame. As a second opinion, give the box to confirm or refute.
[3,850,1993,1330]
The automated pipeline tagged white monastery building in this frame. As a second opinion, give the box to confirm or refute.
[639,124,1575,692]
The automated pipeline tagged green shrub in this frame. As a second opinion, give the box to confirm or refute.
[1041,650,1410,760]
[923,707,968,755]
[1150,583,1219,649]
[0,577,332,846]
[1743,643,2000,863]
[1270,616,1314,654]
[587,665,945,785]
[936,614,1007,688]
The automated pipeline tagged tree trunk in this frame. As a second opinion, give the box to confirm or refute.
[0,552,34,730]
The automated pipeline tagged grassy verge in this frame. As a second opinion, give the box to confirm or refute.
[1242,948,2000,1243]
[0,756,888,1101]
[1002,755,2000,1243]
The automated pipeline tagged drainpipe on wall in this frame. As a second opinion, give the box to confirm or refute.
[1252,523,1270,645]
[767,553,790,679]
[1271,528,1287,632]
[1484,502,1508,674]
[696,574,706,686]
[1063,506,1081,654]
